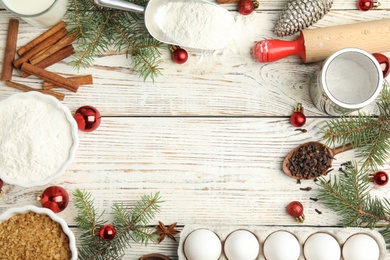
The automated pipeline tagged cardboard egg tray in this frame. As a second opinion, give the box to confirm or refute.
[178,225,387,260]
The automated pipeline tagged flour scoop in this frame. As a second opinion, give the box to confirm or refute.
[95,0,235,50]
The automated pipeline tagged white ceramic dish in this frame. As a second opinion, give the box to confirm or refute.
[0,92,79,187]
[0,205,77,260]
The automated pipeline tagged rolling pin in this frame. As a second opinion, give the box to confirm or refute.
[253,19,390,63]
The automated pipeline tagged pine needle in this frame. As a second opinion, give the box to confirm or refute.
[321,82,390,170]
[317,162,390,249]
[73,189,162,259]
[65,0,164,81]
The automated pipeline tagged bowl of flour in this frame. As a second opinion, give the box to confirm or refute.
[0,92,78,187]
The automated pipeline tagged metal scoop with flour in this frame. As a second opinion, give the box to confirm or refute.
[95,0,235,50]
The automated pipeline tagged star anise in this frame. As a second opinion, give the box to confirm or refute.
[155,221,180,244]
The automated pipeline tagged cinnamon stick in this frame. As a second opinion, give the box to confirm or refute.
[5,80,65,101]
[13,28,68,69]
[43,74,93,89]
[17,21,67,56]
[217,0,239,3]
[20,44,75,78]
[30,33,77,65]
[29,45,52,61]
[1,19,19,81]
[21,63,79,92]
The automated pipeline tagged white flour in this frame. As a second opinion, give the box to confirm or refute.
[0,97,73,182]
[158,2,234,50]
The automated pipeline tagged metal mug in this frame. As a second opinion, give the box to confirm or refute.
[0,0,68,28]
[310,48,384,116]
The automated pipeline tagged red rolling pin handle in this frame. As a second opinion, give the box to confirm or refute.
[252,33,306,62]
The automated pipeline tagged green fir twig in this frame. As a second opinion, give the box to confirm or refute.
[322,82,390,170]
[64,0,164,81]
[73,189,162,259]
[317,162,390,249]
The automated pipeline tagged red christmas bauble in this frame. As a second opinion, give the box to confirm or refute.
[172,48,188,64]
[99,224,117,241]
[372,171,389,186]
[287,201,305,222]
[40,186,69,213]
[373,53,390,78]
[0,179,3,190]
[238,0,255,15]
[357,0,379,11]
[290,103,306,127]
[74,106,101,132]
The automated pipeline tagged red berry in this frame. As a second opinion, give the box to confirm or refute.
[238,0,255,15]
[287,201,305,222]
[172,47,188,64]
[290,103,306,127]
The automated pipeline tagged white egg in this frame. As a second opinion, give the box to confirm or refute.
[263,231,301,260]
[304,232,341,260]
[224,229,260,260]
[342,233,380,260]
[184,229,222,260]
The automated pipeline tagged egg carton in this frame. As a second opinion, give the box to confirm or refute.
[177,225,387,260]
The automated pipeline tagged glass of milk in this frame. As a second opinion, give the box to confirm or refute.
[0,0,68,28]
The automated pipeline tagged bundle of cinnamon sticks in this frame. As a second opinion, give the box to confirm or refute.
[0,19,93,101]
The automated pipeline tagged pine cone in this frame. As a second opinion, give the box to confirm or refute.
[274,0,333,37]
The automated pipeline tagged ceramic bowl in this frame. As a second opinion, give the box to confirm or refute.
[0,205,77,259]
[0,92,78,187]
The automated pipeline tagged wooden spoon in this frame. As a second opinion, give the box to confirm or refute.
[282,142,353,180]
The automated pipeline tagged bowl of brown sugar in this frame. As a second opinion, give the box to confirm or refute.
[0,205,77,260]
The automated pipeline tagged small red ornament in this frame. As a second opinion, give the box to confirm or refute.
[357,0,380,11]
[373,53,390,78]
[40,186,69,213]
[290,103,306,127]
[74,105,101,132]
[0,179,3,193]
[171,46,188,64]
[238,0,259,15]
[370,171,389,186]
[99,224,117,241]
[287,201,305,222]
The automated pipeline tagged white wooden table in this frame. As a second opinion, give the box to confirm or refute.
[1,0,390,259]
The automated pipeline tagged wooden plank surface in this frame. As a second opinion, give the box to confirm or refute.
[0,10,389,116]
[0,0,390,259]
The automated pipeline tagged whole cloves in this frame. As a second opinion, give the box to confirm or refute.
[286,143,333,179]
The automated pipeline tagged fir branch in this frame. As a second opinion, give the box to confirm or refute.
[317,162,390,248]
[322,82,390,170]
[73,189,162,259]
[64,0,164,81]
[73,189,105,232]
[73,189,107,259]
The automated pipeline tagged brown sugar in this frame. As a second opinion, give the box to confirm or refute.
[0,212,72,259]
